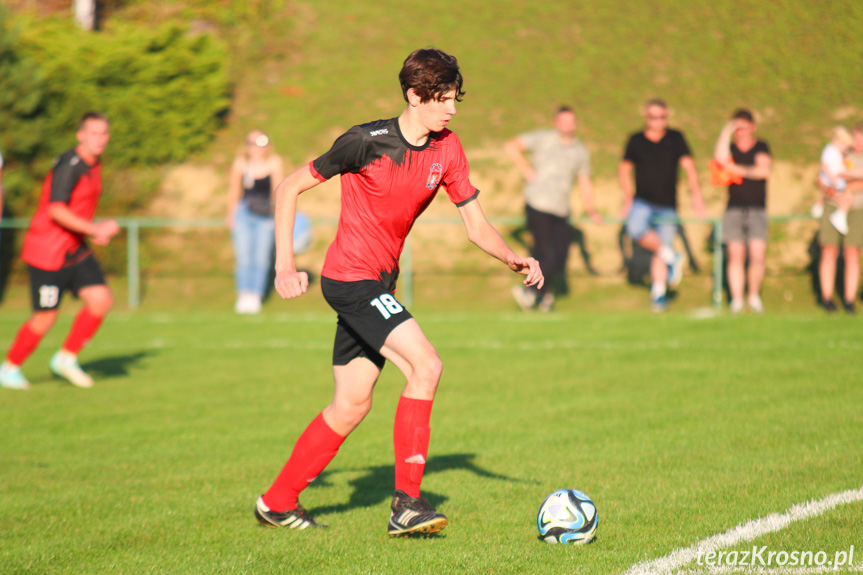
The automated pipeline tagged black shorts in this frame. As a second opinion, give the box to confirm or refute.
[28,254,107,311]
[321,277,413,369]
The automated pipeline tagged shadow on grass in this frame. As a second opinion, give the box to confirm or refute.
[309,452,529,516]
[26,351,155,386]
[82,351,154,379]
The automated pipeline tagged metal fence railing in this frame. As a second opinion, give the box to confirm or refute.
[1,215,814,310]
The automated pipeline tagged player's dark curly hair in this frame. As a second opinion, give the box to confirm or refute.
[399,48,465,104]
[78,111,108,129]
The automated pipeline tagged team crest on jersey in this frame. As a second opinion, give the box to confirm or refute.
[426,163,443,190]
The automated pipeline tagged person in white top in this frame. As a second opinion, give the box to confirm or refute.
[818,126,854,235]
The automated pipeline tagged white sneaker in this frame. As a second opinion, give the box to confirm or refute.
[730,299,744,314]
[667,252,683,289]
[830,210,848,235]
[0,362,30,390]
[235,292,261,314]
[246,295,262,314]
[810,202,824,219]
[510,285,536,312]
[50,351,94,388]
[537,293,555,313]
[747,294,764,314]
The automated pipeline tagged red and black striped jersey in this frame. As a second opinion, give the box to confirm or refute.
[311,117,478,288]
[22,149,103,271]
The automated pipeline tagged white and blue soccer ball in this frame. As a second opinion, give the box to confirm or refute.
[537,489,598,544]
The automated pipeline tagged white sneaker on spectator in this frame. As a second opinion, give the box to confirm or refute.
[235,292,261,314]
[667,252,683,288]
[730,299,744,314]
[246,294,262,314]
[810,202,824,219]
[537,293,555,313]
[747,294,764,314]
[829,209,848,235]
[510,285,536,312]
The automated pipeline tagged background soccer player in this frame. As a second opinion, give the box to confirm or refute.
[254,48,543,536]
[0,112,120,390]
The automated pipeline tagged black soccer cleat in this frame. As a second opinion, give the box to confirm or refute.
[387,490,448,537]
[254,496,327,529]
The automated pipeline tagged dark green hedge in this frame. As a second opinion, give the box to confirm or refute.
[0,8,230,214]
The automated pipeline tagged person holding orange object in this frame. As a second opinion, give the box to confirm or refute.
[712,109,772,313]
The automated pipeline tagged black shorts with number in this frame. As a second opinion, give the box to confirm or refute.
[28,254,107,311]
[321,276,413,369]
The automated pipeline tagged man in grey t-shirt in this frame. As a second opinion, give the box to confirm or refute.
[505,106,600,311]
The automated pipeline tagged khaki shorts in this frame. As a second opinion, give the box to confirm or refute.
[820,204,863,248]
[723,207,768,243]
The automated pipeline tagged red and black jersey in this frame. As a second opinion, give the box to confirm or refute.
[22,149,103,271]
[311,117,478,288]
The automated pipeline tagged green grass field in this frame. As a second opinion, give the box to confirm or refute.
[2,301,861,574]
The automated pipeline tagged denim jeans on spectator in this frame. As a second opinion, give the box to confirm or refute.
[232,199,275,297]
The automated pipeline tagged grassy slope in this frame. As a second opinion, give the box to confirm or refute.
[0,310,861,574]
[212,0,863,173]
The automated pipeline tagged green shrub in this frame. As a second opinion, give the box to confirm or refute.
[0,11,230,216]
[17,17,230,167]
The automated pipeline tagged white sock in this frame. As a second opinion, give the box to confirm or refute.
[657,246,676,265]
[651,282,667,299]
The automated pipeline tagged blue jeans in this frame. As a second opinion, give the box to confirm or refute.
[626,198,678,248]
[232,200,275,296]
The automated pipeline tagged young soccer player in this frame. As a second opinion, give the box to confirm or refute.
[0,112,119,390]
[254,48,543,536]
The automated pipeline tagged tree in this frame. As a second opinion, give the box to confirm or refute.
[73,0,96,31]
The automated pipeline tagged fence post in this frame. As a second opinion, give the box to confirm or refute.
[127,220,140,310]
[712,218,723,309]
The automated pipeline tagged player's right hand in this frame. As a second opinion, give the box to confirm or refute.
[274,270,309,299]
[91,220,121,245]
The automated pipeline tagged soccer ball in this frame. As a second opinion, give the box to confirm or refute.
[537,489,598,544]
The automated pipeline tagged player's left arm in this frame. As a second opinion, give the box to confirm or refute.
[680,155,707,219]
[457,198,544,288]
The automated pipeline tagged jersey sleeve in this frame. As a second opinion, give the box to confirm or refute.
[756,140,771,158]
[622,134,638,162]
[442,136,479,207]
[311,127,367,181]
[49,154,87,204]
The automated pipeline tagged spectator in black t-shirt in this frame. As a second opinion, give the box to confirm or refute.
[619,99,706,311]
[713,109,772,313]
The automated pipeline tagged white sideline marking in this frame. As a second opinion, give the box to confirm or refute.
[622,486,863,575]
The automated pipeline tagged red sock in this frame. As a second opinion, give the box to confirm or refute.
[393,396,433,498]
[63,309,104,354]
[7,323,44,366]
[263,413,345,512]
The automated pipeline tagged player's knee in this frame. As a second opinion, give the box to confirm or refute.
[332,399,372,429]
[414,353,443,389]
[87,290,113,316]
[29,312,58,335]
